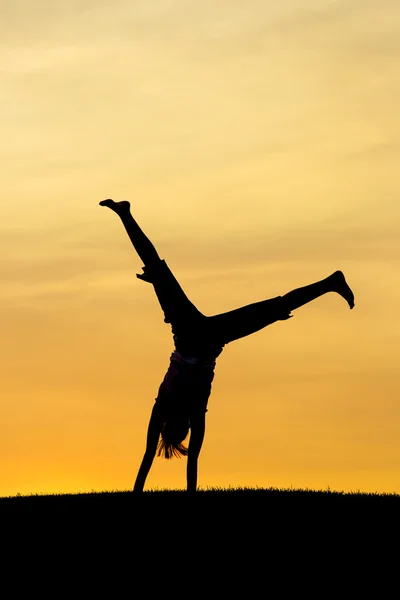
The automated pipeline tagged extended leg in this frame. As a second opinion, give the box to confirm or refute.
[100,199,160,266]
[100,198,203,325]
[282,271,354,312]
[208,271,354,345]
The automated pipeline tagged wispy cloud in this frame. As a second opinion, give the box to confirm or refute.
[1,214,398,307]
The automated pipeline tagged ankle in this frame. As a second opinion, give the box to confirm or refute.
[327,271,341,292]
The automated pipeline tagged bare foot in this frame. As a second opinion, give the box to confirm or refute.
[331,271,355,309]
[99,199,131,214]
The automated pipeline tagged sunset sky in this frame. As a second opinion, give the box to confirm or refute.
[2,0,400,496]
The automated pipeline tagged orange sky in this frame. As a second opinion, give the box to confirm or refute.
[2,0,400,496]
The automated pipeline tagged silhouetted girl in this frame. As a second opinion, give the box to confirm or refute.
[100,199,354,492]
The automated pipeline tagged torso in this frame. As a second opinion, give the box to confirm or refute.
[154,350,219,420]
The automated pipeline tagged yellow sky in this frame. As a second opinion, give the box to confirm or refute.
[2,0,400,496]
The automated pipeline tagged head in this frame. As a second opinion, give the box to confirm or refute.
[157,415,190,459]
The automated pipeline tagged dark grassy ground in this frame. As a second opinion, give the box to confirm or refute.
[2,485,399,509]
[2,486,399,525]
[2,487,398,559]
[0,488,400,509]
[2,485,399,508]
[1,488,397,589]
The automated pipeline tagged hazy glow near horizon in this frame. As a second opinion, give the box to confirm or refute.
[2,0,400,496]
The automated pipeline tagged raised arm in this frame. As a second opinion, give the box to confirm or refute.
[186,414,206,493]
[133,406,163,492]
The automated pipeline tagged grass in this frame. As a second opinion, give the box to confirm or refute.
[1,486,395,583]
[2,485,399,513]
[3,485,398,539]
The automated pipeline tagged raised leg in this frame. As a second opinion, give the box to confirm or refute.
[208,271,354,345]
[282,271,354,312]
[99,199,160,266]
[100,199,203,325]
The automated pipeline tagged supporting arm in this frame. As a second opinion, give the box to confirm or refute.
[133,406,163,492]
[186,414,206,493]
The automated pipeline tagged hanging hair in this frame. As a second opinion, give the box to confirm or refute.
[157,416,190,459]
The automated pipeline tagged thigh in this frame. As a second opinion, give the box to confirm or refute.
[208,296,291,344]
[140,259,203,325]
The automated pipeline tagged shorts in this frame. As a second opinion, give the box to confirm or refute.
[137,259,204,328]
[137,258,291,353]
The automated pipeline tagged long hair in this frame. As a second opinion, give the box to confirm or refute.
[157,416,190,459]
